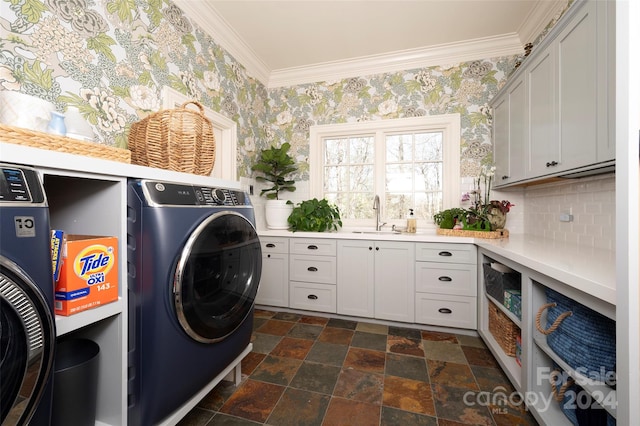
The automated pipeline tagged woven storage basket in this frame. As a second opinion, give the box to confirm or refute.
[488,298,519,357]
[0,124,131,163]
[550,364,616,426]
[128,101,215,175]
[536,287,616,383]
[483,263,521,305]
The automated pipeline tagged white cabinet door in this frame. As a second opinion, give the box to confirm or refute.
[256,252,289,307]
[557,0,598,171]
[256,237,289,307]
[374,241,415,323]
[526,46,557,178]
[493,75,526,185]
[337,240,374,318]
[492,94,510,182]
[508,76,526,182]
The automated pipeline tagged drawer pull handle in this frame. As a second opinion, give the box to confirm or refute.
[438,251,452,257]
[438,276,452,282]
[438,308,452,314]
[546,160,558,167]
[307,266,318,272]
[308,245,318,250]
[266,243,275,248]
[307,294,318,300]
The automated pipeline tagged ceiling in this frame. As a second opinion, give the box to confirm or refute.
[174,0,566,87]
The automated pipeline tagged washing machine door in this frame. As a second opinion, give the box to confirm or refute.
[0,257,55,425]
[174,211,262,343]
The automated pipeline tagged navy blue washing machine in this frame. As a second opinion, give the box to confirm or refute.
[0,163,56,425]
[127,179,262,425]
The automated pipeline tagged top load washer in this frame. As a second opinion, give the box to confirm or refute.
[127,179,262,425]
[0,163,55,425]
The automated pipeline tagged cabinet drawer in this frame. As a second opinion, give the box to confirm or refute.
[415,262,477,296]
[415,243,477,264]
[415,294,477,329]
[290,239,336,256]
[290,282,336,313]
[290,255,337,284]
[260,237,289,254]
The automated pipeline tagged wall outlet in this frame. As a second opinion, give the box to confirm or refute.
[559,213,574,222]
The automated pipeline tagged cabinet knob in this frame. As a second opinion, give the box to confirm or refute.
[267,254,271,258]
[438,251,452,257]
[376,247,380,251]
[438,308,452,314]
[501,175,509,180]
[438,276,452,282]
[307,294,318,300]
[546,161,558,167]
[266,243,275,248]
[307,245,318,250]
[307,266,318,272]
[369,246,373,251]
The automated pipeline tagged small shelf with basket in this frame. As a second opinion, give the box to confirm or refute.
[530,280,617,426]
[478,254,523,390]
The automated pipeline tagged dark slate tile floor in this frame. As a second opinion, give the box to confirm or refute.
[177,309,538,426]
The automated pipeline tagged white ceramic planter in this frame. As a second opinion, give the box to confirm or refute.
[265,200,293,230]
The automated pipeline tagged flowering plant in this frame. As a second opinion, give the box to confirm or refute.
[465,165,514,231]
[434,164,514,231]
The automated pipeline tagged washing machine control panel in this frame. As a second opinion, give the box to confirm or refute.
[0,164,45,204]
[141,180,249,207]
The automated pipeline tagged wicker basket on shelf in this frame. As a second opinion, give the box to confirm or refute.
[488,298,519,357]
[127,101,215,175]
[0,124,131,163]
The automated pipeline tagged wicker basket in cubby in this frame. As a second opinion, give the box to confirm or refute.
[488,298,519,357]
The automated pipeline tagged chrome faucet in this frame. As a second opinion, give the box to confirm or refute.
[373,195,386,231]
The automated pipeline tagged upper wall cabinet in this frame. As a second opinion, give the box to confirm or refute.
[492,0,614,188]
[493,74,526,185]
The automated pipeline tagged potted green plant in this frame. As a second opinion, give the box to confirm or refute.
[251,142,297,229]
[288,198,342,232]
[433,207,467,229]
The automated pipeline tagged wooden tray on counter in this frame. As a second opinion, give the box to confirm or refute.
[0,124,131,163]
[437,228,509,239]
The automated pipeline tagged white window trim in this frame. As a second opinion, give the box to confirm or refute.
[162,86,237,181]
[309,114,460,228]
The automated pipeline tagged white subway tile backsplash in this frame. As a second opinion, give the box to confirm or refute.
[523,174,615,250]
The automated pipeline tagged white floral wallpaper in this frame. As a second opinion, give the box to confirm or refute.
[1,0,522,181]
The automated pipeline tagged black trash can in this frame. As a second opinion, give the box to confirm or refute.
[52,338,100,426]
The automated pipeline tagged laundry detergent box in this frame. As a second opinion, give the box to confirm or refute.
[54,233,118,316]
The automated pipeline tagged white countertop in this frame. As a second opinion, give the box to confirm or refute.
[259,229,616,306]
[476,234,616,305]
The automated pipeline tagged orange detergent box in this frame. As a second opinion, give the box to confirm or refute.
[54,233,118,316]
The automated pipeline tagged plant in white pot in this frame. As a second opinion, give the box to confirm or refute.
[251,142,297,229]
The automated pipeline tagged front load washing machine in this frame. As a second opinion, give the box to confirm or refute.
[127,179,262,425]
[0,163,55,425]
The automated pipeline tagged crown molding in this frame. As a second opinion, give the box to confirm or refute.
[173,0,271,86]
[517,0,569,45]
[267,34,524,88]
[174,0,561,90]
